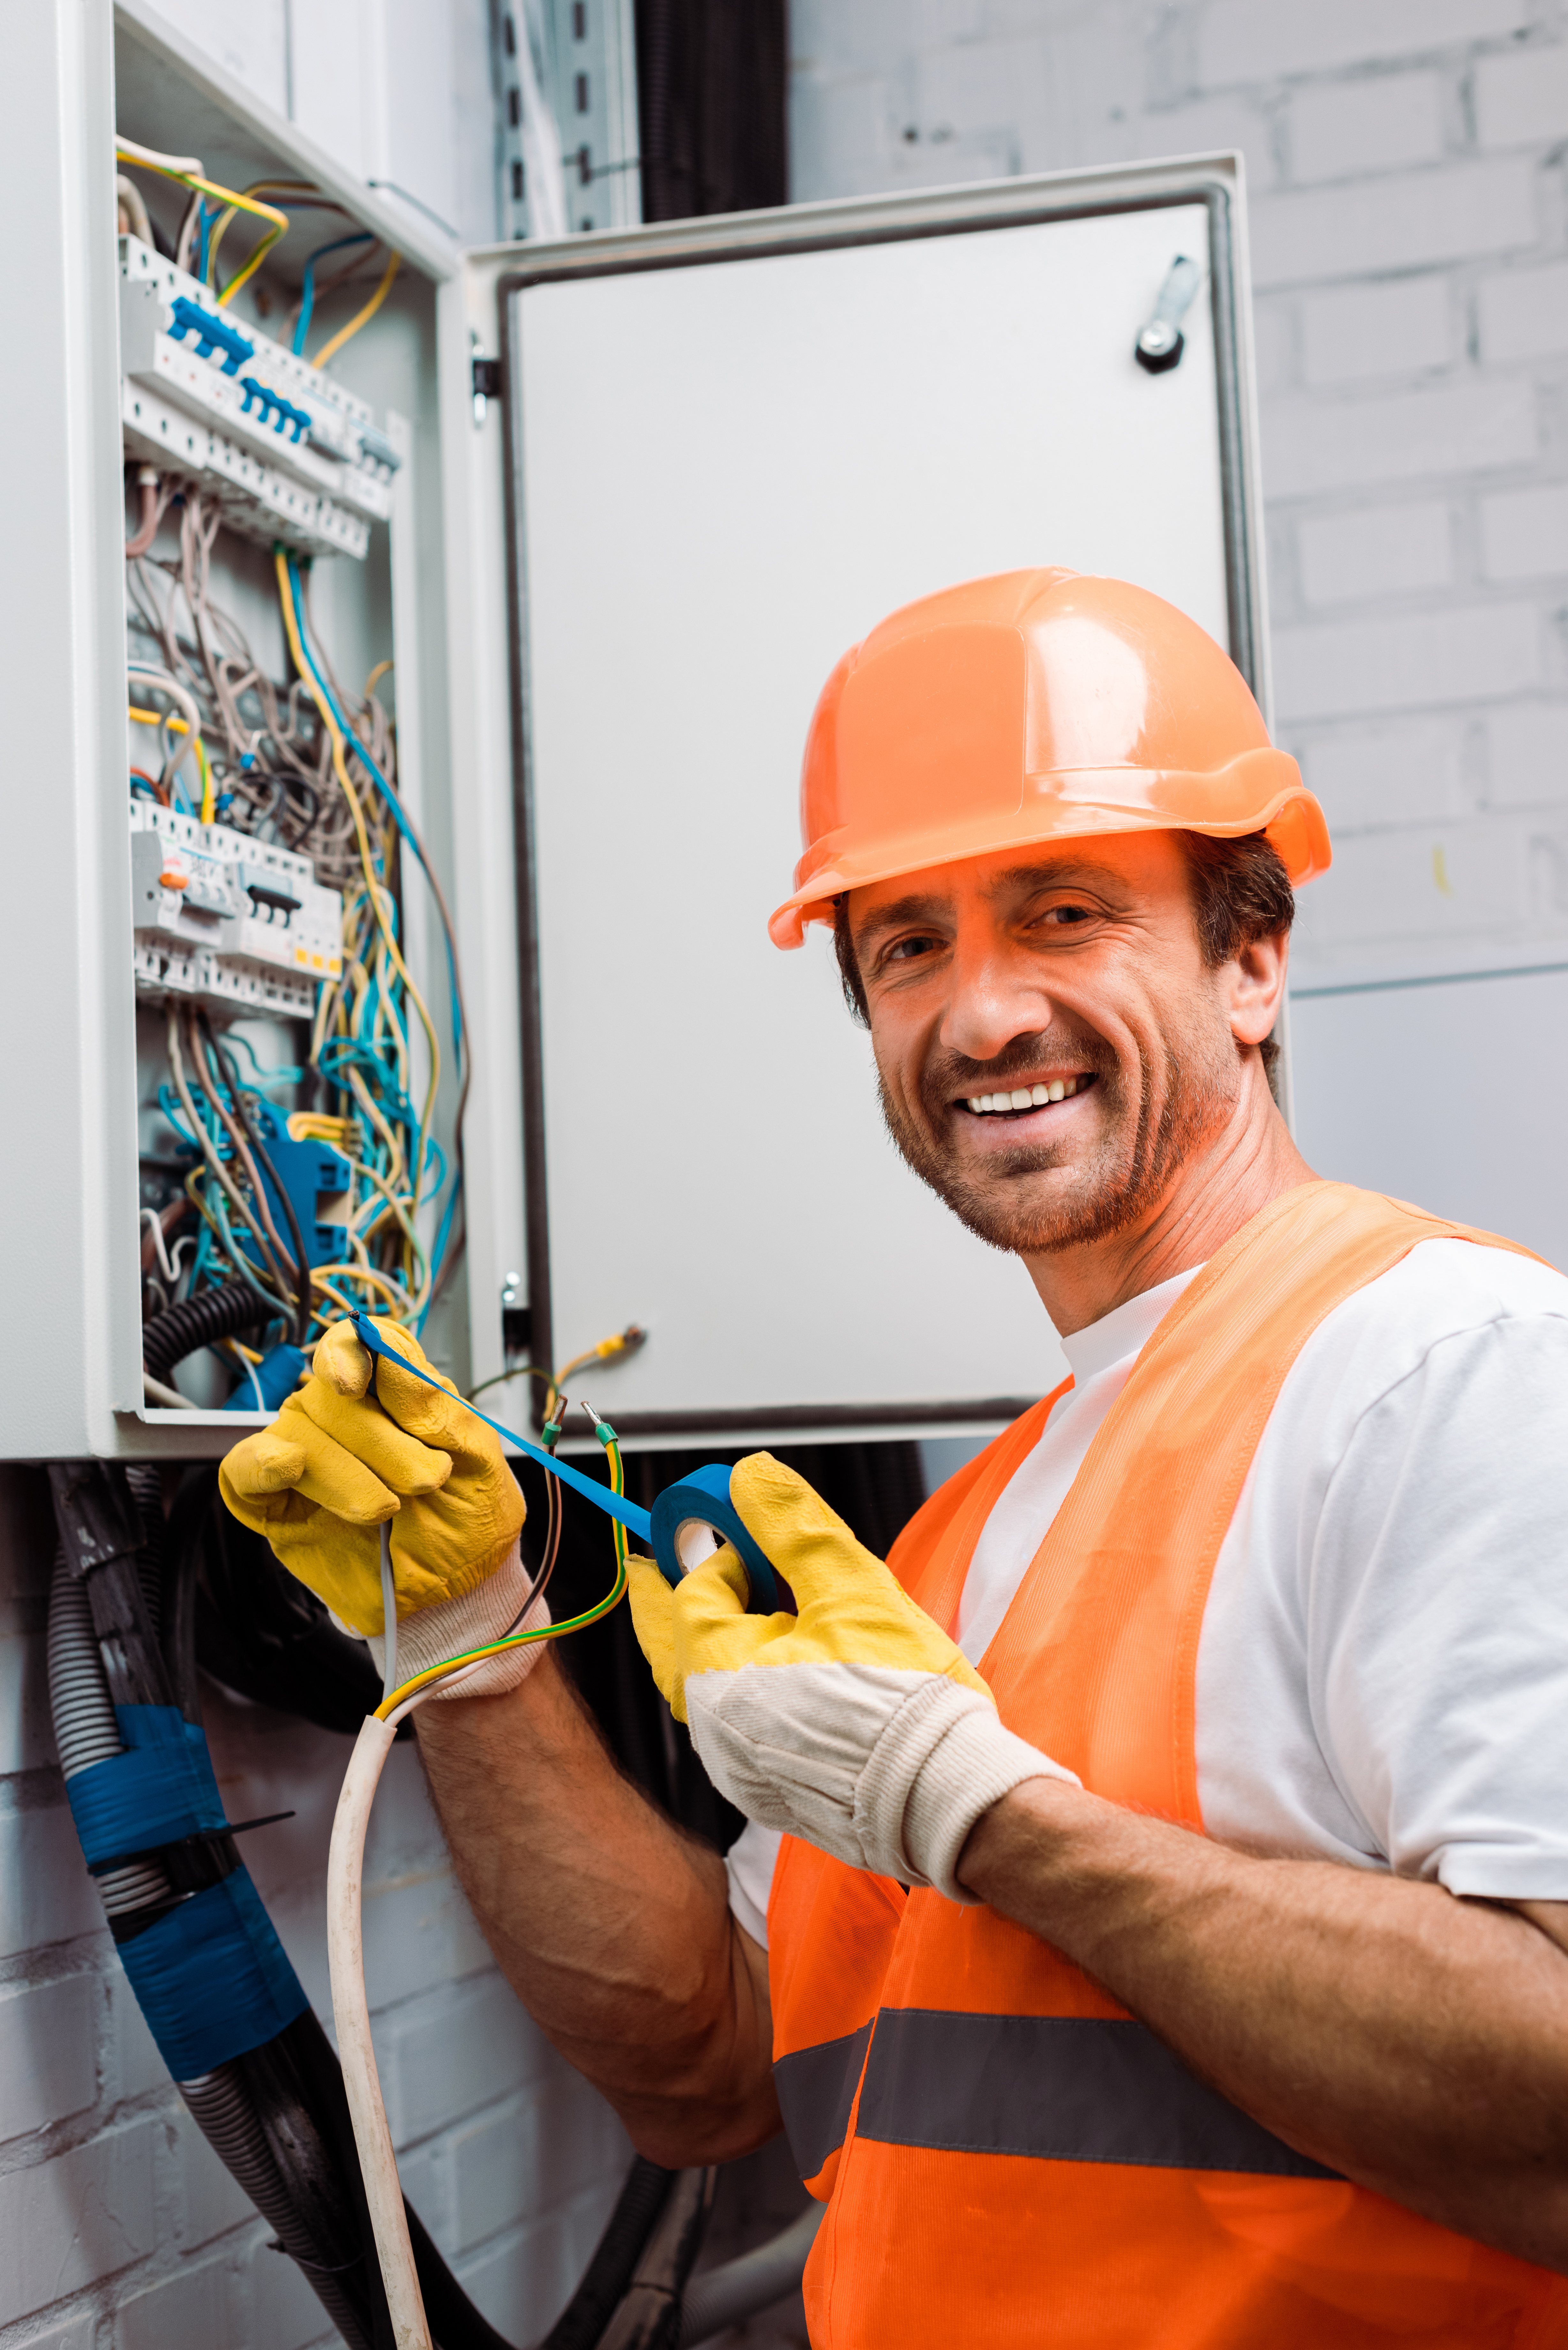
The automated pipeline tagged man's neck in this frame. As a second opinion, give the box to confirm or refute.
[1021,1077,1315,1338]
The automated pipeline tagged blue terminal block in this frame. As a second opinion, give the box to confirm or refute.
[167,294,254,376]
[237,378,313,444]
[160,1089,351,1275]
[222,1340,309,1411]
[248,1108,351,1269]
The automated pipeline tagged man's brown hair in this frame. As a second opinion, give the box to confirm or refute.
[831,830,1294,1074]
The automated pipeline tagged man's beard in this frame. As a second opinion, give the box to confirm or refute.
[877,1021,1236,1255]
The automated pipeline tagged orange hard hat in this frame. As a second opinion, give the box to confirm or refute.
[768,568,1330,948]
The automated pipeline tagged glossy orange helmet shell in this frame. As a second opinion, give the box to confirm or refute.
[768,568,1330,948]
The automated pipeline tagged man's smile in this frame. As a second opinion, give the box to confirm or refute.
[957,1072,1099,1121]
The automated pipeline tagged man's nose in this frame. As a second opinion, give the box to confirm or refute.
[938,934,1056,1065]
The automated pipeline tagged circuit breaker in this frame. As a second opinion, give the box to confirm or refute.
[129,802,343,1016]
[119,234,398,561]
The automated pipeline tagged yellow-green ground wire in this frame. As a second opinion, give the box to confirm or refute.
[376,1420,629,1722]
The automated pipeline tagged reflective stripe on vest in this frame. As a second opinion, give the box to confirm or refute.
[774,2020,874,2186]
[855,2010,1337,2178]
[767,1184,1568,2349]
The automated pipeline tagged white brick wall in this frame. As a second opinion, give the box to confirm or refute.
[0,1466,629,2349]
[790,0,1568,983]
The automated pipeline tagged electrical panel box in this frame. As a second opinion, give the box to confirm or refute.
[13,0,1284,1459]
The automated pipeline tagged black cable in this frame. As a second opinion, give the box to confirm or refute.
[142,1278,268,1389]
[540,2160,681,2350]
[191,1468,392,1736]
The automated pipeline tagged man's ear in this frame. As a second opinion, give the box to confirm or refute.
[1224,929,1289,1048]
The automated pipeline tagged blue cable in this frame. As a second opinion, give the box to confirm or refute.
[293,233,373,357]
[284,558,464,1060]
[350,1313,654,1544]
[285,553,467,1304]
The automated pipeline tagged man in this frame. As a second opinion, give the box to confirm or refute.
[224,571,1568,2344]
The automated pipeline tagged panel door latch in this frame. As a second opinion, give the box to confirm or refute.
[1135,255,1203,374]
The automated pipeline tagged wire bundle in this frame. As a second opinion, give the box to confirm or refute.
[129,537,465,1377]
[375,1398,632,1724]
[158,1004,313,1346]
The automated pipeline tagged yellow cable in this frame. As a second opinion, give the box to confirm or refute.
[373,1439,630,1718]
[275,550,440,1274]
[288,1111,358,1147]
[114,147,287,306]
[129,705,190,733]
[196,737,215,824]
[313,251,402,369]
[206,179,320,278]
[373,1561,629,1718]
[311,1262,407,1303]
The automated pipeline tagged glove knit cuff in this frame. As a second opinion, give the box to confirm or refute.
[855,1676,1079,1902]
[365,1541,550,1702]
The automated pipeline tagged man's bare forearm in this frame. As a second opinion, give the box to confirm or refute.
[961,1780,1568,2271]
[416,1654,779,2166]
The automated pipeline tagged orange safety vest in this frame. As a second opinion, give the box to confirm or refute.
[767,1182,1568,2347]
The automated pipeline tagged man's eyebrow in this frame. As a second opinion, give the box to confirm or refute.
[984,859,1126,899]
[852,893,951,945]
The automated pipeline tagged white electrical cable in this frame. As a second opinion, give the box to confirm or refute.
[327,1716,433,2349]
[116,133,206,178]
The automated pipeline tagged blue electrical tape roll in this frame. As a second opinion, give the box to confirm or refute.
[649,1467,779,1613]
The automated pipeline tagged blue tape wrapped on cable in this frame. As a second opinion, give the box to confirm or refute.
[117,1864,309,2077]
[65,1704,229,1869]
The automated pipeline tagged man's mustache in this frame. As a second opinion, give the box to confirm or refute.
[920,1029,1117,1110]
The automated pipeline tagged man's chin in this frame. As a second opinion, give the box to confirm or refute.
[925,1161,1122,1256]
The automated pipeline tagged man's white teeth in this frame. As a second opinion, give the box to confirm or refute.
[965,1076,1083,1113]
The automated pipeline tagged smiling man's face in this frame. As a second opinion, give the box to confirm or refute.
[847,833,1262,1258]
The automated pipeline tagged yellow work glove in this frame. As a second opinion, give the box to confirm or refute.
[219,1317,542,1702]
[628,1454,1076,1901]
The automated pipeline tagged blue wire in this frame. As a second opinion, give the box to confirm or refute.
[221,1033,305,1089]
[351,1314,655,1543]
[285,554,467,1303]
[293,234,374,357]
[196,199,212,286]
[284,559,464,1060]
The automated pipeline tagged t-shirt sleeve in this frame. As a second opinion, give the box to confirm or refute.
[725,1820,784,1947]
[1311,1309,1568,1900]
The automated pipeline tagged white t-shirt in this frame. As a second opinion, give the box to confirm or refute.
[727,1237,1568,1947]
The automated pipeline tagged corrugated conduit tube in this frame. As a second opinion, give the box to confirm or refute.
[47,1547,368,2348]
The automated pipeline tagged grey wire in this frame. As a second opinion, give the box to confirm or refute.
[379,1522,397,1700]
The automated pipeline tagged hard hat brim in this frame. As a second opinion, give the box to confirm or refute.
[767,756,1330,949]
